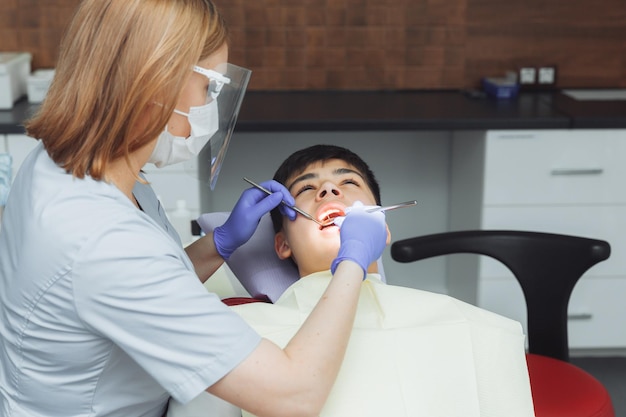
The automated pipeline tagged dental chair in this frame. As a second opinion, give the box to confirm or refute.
[391,230,615,417]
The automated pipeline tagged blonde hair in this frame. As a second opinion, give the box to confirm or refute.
[26,0,228,180]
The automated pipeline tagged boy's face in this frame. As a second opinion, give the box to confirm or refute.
[274,158,390,277]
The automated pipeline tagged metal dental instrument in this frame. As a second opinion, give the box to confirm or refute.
[366,200,418,213]
[327,200,418,224]
[244,177,417,226]
[243,177,325,225]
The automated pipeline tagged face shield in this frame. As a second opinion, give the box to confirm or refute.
[183,63,251,189]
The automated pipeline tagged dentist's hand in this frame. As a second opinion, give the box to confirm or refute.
[331,201,387,279]
[214,180,296,260]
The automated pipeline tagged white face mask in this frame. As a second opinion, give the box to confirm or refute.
[148,99,219,168]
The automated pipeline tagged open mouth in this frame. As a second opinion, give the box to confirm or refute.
[318,209,344,230]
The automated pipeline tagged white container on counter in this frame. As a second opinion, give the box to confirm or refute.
[27,69,55,103]
[0,52,32,110]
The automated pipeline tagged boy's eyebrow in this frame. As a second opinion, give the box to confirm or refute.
[335,167,365,179]
[287,173,317,192]
[287,168,365,192]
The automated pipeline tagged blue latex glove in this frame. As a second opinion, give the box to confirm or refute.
[331,201,387,279]
[214,180,296,260]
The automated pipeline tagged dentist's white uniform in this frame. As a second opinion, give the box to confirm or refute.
[0,143,260,417]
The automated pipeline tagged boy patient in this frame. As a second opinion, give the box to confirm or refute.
[169,144,535,417]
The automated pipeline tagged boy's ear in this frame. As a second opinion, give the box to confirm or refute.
[386,224,392,245]
[274,231,293,260]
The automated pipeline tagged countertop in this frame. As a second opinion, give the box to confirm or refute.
[2,90,626,135]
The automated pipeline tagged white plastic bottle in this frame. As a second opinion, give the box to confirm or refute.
[170,199,193,246]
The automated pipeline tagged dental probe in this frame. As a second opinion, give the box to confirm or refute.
[243,177,325,225]
[366,200,418,213]
[329,200,418,225]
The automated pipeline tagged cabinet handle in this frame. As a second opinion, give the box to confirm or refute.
[550,168,604,176]
[567,313,593,321]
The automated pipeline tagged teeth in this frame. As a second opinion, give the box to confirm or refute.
[319,221,336,230]
[318,208,344,223]
[318,210,344,230]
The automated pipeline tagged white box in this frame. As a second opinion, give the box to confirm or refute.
[27,69,55,103]
[0,52,32,110]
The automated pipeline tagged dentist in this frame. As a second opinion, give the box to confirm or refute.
[0,1,388,417]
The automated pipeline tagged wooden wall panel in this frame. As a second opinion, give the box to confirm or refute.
[465,0,626,89]
[0,0,624,90]
[0,0,79,69]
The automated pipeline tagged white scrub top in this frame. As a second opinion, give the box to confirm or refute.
[0,143,261,417]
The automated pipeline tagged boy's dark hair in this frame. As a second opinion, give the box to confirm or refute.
[270,144,381,233]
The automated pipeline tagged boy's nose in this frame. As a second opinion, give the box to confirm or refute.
[317,182,341,200]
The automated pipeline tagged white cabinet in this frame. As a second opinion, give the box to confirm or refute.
[141,162,202,220]
[477,129,626,350]
[483,130,626,206]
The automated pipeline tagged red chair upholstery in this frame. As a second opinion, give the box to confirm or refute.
[222,296,269,306]
[527,353,614,417]
[391,230,615,417]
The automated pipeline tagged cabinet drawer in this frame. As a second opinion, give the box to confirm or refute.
[484,130,626,205]
[477,278,526,330]
[480,205,626,278]
[478,276,626,349]
[568,277,626,348]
